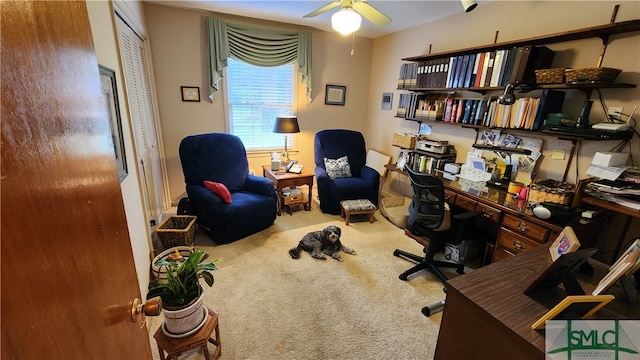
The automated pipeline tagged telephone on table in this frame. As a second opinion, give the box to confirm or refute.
[286,160,303,174]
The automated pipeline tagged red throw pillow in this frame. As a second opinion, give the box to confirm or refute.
[203,181,232,204]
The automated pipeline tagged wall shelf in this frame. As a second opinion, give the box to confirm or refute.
[402,19,640,62]
[398,81,636,93]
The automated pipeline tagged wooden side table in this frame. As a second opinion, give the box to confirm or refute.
[154,305,221,360]
[262,165,314,216]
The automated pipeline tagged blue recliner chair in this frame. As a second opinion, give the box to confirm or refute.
[179,133,277,244]
[314,129,380,215]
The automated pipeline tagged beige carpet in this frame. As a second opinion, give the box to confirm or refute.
[147,208,452,359]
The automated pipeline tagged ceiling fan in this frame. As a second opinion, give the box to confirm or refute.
[304,0,392,35]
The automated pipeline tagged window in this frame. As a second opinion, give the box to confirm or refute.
[225,57,296,152]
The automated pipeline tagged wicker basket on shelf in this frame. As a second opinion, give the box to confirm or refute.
[527,179,575,205]
[535,68,566,84]
[564,67,621,83]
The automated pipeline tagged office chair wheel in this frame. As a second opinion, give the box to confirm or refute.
[399,273,409,281]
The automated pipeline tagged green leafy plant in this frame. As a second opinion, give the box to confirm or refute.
[147,249,219,309]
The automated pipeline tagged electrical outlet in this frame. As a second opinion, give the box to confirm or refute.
[608,106,623,121]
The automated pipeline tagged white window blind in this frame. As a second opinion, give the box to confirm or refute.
[226,57,295,151]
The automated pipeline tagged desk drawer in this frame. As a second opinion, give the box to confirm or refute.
[455,194,477,212]
[281,178,309,188]
[497,228,539,255]
[491,246,514,262]
[444,189,457,204]
[501,213,548,243]
[284,194,304,205]
[476,203,501,223]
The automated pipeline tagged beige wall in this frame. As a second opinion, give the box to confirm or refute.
[86,0,152,302]
[143,3,373,203]
[365,1,640,195]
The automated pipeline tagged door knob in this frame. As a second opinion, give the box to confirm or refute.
[131,296,163,324]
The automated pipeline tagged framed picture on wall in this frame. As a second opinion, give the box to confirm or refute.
[381,92,393,110]
[99,65,128,182]
[325,84,346,105]
[181,86,201,102]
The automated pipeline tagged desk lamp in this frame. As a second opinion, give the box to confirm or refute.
[273,115,300,162]
[497,81,532,105]
[498,83,518,105]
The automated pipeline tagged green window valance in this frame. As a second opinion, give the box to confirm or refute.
[207,17,312,103]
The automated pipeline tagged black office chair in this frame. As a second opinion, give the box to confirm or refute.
[394,166,485,286]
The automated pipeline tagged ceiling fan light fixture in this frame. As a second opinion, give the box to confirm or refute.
[331,8,362,35]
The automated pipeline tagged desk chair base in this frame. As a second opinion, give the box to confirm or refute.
[422,299,445,317]
[393,248,464,284]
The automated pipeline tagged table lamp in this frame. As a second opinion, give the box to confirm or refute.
[273,115,300,162]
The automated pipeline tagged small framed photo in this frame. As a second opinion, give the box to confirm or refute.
[181,86,200,102]
[549,226,581,261]
[325,84,346,106]
[530,295,614,330]
[381,92,393,110]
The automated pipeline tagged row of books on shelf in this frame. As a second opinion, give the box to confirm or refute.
[398,45,554,89]
[397,89,565,131]
[396,150,455,174]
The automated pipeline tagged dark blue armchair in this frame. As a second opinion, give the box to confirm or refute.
[179,133,277,244]
[314,129,380,215]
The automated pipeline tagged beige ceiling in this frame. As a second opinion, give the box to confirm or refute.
[143,0,482,38]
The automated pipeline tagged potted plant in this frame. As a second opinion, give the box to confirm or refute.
[147,248,219,337]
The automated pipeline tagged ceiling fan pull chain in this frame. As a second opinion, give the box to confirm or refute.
[351,33,355,56]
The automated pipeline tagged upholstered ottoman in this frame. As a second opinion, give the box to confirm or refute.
[339,199,377,225]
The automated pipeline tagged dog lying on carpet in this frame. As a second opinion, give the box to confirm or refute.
[289,225,356,261]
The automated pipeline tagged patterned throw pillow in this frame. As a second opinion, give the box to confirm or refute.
[324,156,352,180]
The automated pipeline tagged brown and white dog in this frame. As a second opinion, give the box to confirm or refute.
[288,225,356,261]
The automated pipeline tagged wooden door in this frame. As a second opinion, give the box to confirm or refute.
[1,1,152,358]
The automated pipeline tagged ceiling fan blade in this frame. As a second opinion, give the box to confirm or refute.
[303,1,342,18]
[352,1,392,27]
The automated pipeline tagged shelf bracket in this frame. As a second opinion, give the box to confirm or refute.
[596,5,620,67]
[563,138,580,182]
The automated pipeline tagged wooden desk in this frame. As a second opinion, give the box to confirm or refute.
[583,196,640,219]
[385,165,608,263]
[262,165,314,216]
[435,243,639,360]
[440,177,566,263]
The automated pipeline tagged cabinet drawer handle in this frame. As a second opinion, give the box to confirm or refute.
[481,210,493,218]
[512,240,525,251]
[516,221,530,232]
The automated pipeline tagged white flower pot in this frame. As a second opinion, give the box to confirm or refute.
[161,288,206,337]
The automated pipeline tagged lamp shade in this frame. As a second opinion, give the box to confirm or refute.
[273,116,300,133]
[331,8,361,35]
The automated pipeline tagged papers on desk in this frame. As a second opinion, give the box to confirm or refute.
[586,165,627,181]
[585,180,640,210]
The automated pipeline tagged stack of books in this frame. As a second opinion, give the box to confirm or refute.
[399,45,554,90]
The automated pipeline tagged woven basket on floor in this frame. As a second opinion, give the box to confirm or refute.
[535,68,566,84]
[565,67,621,83]
[155,215,197,249]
